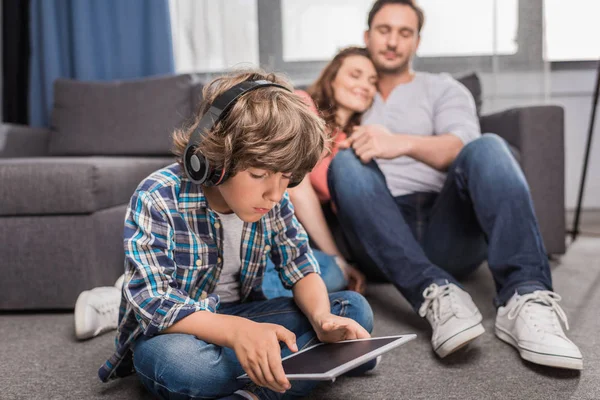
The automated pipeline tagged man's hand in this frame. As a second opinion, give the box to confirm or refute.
[231,320,298,393]
[339,124,413,163]
[335,256,366,294]
[312,313,371,343]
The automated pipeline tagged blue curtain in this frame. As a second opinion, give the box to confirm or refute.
[29,0,175,127]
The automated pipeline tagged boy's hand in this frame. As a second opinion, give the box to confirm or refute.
[232,320,297,393]
[312,314,371,343]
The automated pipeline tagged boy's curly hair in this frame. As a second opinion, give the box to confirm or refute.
[173,69,328,184]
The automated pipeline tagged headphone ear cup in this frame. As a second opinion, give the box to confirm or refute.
[184,145,210,184]
[205,167,229,187]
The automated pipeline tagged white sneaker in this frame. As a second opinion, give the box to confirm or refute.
[74,286,121,340]
[114,274,125,290]
[495,290,583,370]
[418,283,485,358]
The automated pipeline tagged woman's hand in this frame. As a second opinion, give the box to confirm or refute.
[335,256,367,294]
[231,320,298,393]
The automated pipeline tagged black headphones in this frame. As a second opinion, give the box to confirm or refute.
[183,79,302,188]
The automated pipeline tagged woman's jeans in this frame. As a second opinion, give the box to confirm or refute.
[262,249,347,299]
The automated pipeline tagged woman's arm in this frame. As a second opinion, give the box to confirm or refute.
[288,177,366,293]
[288,177,342,258]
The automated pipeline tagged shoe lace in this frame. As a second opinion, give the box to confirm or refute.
[92,296,120,320]
[418,283,455,323]
[507,290,569,332]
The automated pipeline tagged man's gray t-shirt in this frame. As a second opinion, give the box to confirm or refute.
[361,72,480,197]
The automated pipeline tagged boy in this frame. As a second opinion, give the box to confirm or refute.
[98,70,375,400]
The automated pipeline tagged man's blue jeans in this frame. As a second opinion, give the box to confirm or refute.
[328,134,553,310]
[262,250,347,299]
[132,291,373,400]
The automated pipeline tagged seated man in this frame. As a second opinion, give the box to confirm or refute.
[329,0,582,370]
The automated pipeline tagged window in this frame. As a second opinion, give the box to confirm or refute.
[281,0,373,62]
[544,0,600,61]
[169,0,259,73]
[280,0,518,62]
[417,0,518,57]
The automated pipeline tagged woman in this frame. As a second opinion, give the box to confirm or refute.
[74,47,379,340]
[262,46,378,299]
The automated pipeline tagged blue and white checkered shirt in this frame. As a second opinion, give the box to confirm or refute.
[98,163,319,382]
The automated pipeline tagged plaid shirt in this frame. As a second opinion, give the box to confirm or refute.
[98,163,319,382]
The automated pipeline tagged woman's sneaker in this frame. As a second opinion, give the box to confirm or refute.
[74,286,121,340]
[495,290,583,370]
[419,283,485,358]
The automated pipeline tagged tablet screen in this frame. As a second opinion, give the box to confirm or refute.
[282,336,401,375]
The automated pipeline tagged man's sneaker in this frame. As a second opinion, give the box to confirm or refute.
[74,286,121,340]
[495,290,583,370]
[418,283,485,358]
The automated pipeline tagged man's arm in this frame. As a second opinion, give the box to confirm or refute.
[341,127,463,171]
[342,76,480,171]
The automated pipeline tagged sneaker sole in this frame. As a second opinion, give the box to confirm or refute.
[495,325,583,370]
[74,290,94,340]
[435,322,485,358]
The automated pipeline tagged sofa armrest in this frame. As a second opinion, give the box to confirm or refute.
[480,105,565,254]
[0,124,50,158]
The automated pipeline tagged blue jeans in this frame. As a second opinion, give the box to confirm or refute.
[132,291,373,400]
[328,134,553,310]
[262,250,347,299]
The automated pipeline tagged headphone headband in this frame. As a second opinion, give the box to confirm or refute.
[183,80,290,185]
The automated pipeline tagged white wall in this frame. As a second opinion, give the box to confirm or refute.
[480,69,600,210]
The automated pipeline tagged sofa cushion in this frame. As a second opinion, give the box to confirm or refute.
[0,157,173,216]
[456,73,482,116]
[49,74,195,156]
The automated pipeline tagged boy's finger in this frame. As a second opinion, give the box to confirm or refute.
[268,349,291,391]
[247,367,263,388]
[276,327,298,352]
[259,356,285,393]
[353,323,371,339]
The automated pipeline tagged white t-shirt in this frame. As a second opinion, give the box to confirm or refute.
[212,211,244,303]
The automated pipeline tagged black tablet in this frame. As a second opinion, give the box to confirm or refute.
[237,334,416,381]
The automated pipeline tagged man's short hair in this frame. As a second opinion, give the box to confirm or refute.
[367,0,425,34]
[172,69,327,182]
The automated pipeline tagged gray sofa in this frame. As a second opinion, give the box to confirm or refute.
[0,73,565,311]
[0,74,203,310]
